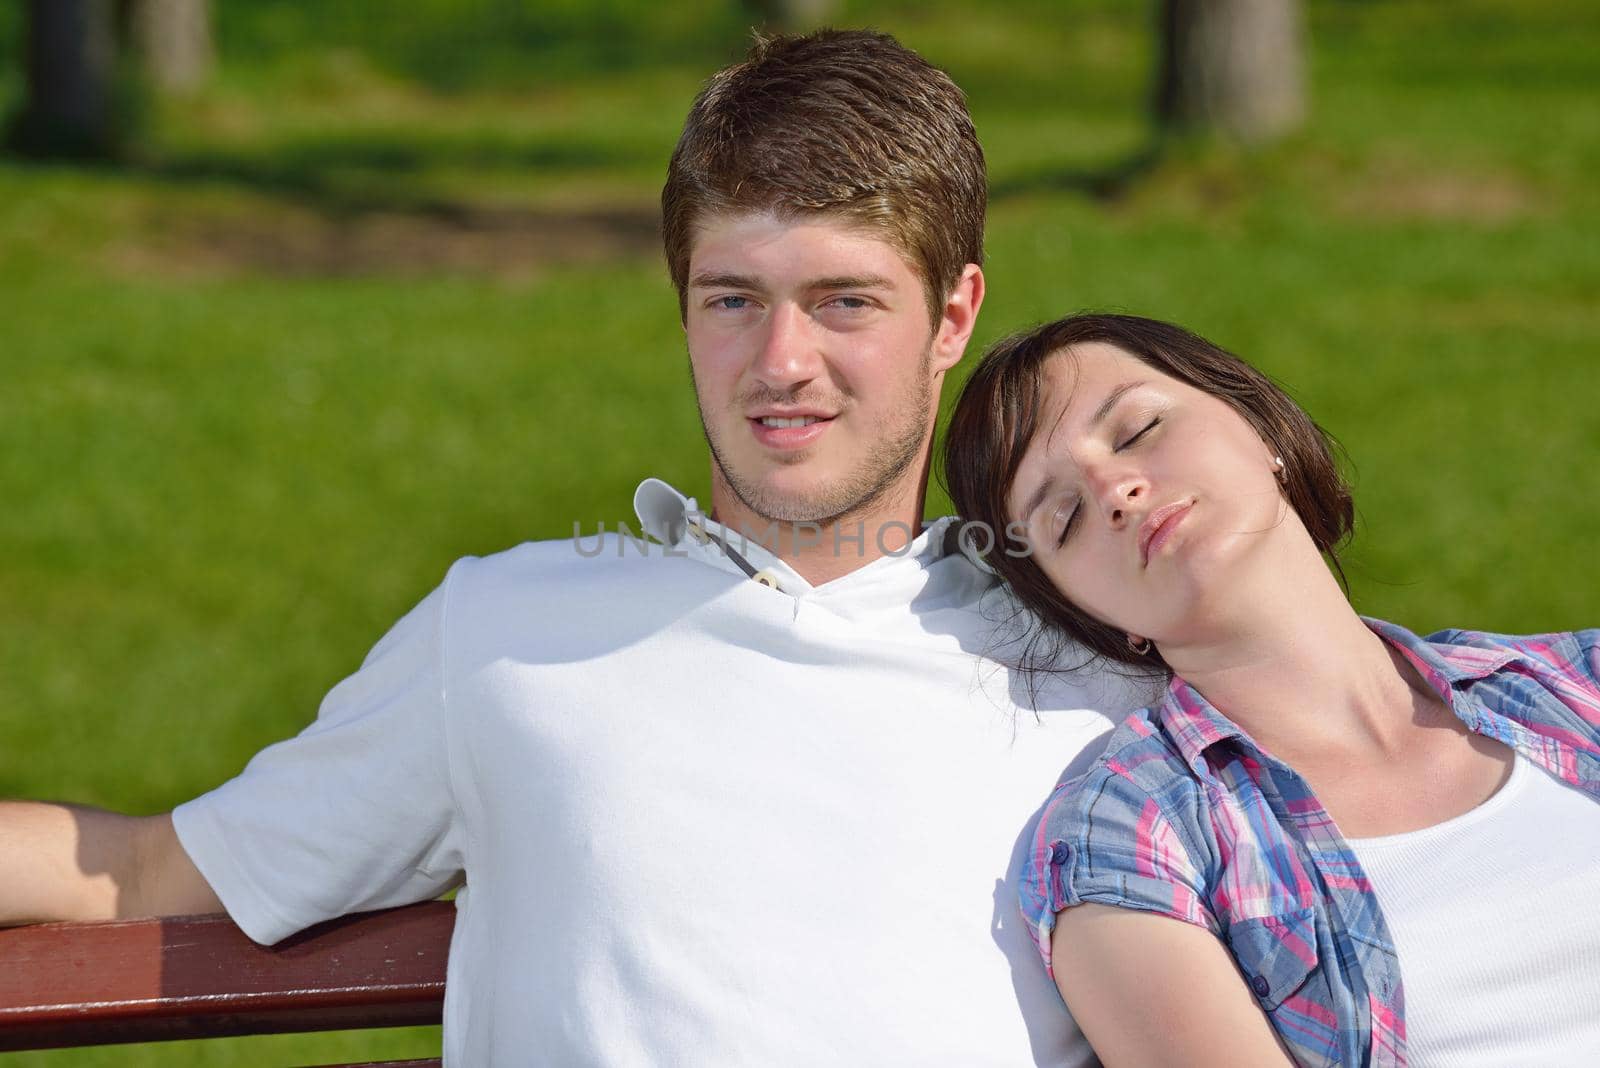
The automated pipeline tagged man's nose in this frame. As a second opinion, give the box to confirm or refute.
[751,303,821,392]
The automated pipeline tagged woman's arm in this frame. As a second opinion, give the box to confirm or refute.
[1054,903,1295,1068]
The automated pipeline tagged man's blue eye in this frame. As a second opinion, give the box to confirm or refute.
[714,296,748,310]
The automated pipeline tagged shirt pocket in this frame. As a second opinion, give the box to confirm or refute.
[1222,906,1341,1067]
[1223,906,1320,1010]
[1222,908,1324,1016]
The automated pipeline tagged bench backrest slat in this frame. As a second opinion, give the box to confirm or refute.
[0,901,452,1051]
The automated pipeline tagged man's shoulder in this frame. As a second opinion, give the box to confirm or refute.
[448,533,726,593]
[422,536,748,665]
[964,587,1167,717]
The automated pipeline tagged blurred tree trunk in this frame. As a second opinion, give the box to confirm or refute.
[9,0,118,157]
[120,0,213,94]
[742,0,839,31]
[1157,0,1305,144]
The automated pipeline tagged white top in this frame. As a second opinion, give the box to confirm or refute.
[1348,752,1600,1066]
[174,479,1158,1067]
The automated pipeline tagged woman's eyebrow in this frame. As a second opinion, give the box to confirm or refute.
[1089,380,1147,427]
[1015,379,1148,525]
[1018,475,1056,529]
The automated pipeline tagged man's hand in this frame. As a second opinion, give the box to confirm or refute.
[0,803,222,926]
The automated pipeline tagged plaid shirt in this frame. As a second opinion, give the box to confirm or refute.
[1021,620,1600,1067]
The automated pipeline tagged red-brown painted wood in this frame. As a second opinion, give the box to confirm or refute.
[0,901,452,1051]
[304,1061,442,1067]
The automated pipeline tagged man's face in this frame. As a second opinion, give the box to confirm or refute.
[684,211,971,528]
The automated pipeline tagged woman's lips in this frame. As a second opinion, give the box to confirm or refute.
[1139,500,1194,567]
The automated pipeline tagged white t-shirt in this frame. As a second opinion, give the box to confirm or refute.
[1348,753,1600,1066]
[174,479,1156,1066]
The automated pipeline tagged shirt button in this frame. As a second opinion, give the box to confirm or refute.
[1250,974,1270,998]
[752,569,781,589]
[1050,842,1070,865]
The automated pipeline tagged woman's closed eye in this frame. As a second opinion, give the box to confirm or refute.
[1115,416,1161,451]
[1054,499,1082,547]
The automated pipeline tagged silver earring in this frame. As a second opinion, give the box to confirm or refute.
[1273,455,1286,481]
[1127,635,1152,656]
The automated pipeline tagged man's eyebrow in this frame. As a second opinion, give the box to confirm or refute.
[1089,380,1146,427]
[688,271,760,290]
[686,272,898,291]
[809,273,896,290]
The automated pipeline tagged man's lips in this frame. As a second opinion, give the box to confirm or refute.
[1138,499,1195,567]
[748,407,836,425]
[747,411,836,449]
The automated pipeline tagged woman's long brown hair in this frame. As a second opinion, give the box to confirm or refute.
[941,313,1354,678]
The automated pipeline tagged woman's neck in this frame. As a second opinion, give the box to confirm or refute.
[1159,566,1432,764]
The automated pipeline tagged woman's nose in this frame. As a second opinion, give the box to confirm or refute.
[1096,472,1148,530]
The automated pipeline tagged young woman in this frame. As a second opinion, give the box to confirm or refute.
[943,313,1600,1067]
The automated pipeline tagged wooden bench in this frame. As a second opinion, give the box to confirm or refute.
[0,900,453,1066]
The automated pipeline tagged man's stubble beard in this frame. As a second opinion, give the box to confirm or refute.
[693,352,935,529]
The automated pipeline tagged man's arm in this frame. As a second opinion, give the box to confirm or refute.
[0,803,222,926]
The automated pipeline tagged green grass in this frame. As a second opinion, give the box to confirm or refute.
[2,0,1597,1063]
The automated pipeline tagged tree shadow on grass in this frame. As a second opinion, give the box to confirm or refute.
[137,131,652,216]
[988,141,1165,204]
[11,131,667,276]
[23,132,1171,276]
[144,199,664,279]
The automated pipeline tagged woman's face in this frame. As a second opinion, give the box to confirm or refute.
[1006,342,1296,647]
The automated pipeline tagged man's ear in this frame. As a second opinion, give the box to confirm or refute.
[930,263,985,374]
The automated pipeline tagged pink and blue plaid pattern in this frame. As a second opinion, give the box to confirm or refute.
[1021,620,1600,1067]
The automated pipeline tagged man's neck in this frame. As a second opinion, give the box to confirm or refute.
[709,483,932,587]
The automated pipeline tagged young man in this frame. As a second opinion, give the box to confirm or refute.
[1,31,1152,1065]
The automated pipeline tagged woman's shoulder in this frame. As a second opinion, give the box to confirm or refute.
[1430,623,1598,661]
[1026,706,1221,937]
[1092,703,1194,777]
[1039,705,1209,836]
[1400,621,1600,693]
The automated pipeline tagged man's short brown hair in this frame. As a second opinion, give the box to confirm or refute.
[662,29,986,323]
